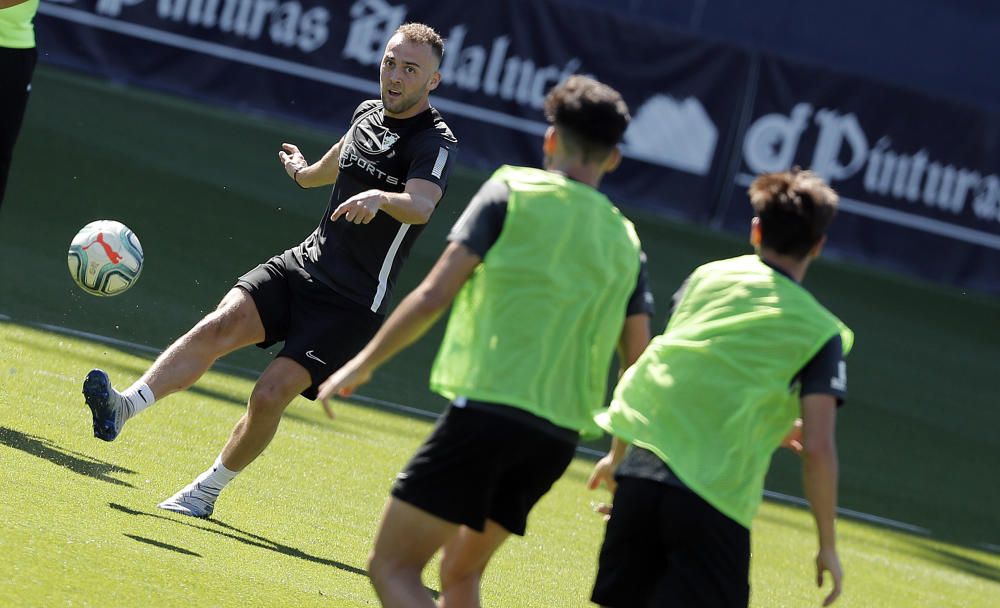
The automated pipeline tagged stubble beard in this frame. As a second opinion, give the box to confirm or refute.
[381,86,426,117]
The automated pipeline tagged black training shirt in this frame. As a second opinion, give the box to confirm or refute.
[298,100,458,314]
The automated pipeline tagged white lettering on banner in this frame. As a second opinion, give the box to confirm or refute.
[342,0,406,65]
[93,0,330,52]
[742,103,1000,229]
[96,0,145,18]
[343,1,581,111]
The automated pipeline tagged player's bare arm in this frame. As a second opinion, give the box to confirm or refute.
[587,312,652,494]
[278,136,345,188]
[801,393,842,606]
[330,178,441,225]
[316,241,479,414]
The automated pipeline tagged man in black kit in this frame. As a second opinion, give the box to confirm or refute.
[80,23,458,518]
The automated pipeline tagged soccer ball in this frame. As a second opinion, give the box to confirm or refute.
[67,220,143,296]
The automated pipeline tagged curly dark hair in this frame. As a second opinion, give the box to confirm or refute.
[543,75,630,162]
[748,169,839,258]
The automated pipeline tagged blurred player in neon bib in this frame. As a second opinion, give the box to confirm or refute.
[590,169,852,607]
[317,75,654,607]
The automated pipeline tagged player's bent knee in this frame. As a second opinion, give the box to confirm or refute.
[440,558,482,589]
[247,383,292,419]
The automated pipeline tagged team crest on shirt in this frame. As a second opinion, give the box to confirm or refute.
[353,121,400,155]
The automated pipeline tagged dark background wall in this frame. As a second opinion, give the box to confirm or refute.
[560,0,1000,112]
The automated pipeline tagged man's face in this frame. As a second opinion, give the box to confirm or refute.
[379,34,440,118]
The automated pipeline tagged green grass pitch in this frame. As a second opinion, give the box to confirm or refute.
[0,66,998,606]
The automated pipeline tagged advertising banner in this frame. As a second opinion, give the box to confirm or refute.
[36,0,749,222]
[719,57,1000,292]
[34,1,1000,294]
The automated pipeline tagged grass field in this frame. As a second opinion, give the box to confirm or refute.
[1,66,999,606]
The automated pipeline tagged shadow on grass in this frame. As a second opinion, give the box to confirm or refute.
[906,541,1000,584]
[0,426,136,487]
[108,502,440,598]
[124,534,202,557]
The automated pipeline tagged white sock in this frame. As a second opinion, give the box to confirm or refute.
[120,382,155,418]
[192,456,239,494]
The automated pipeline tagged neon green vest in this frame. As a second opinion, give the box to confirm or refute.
[430,165,641,435]
[0,0,38,48]
[596,255,853,528]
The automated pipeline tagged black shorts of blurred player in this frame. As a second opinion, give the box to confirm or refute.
[591,475,750,608]
[391,400,578,537]
[236,248,384,400]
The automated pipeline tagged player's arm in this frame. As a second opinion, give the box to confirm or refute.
[588,255,656,492]
[316,241,480,414]
[801,393,843,606]
[278,136,345,188]
[331,178,441,225]
[587,313,651,493]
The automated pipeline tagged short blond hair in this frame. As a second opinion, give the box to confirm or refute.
[394,23,444,64]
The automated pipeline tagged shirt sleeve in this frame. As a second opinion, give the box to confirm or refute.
[350,100,378,125]
[405,131,458,194]
[447,179,509,258]
[796,334,847,405]
[626,251,656,317]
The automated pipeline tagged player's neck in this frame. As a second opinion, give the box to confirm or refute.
[384,97,431,120]
[757,249,810,283]
[544,157,603,188]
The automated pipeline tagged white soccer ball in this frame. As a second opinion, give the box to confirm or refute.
[67,220,144,297]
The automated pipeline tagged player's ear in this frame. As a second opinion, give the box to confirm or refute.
[427,70,442,92]
[603,146,622,173]
[808,234,827,258]
[543,126,557,156]
[750,216,762,248]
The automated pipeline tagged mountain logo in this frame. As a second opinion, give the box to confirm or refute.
[622,95,718,175]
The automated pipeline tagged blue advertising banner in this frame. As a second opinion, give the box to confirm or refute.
[719,56,1000,293]
[35,0,749,223]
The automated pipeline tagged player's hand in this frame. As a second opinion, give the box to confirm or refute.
[316,360,373,419]
[590,501,613,522]
[816,546,843,606]
[278,143,307,180]
[781,418,804,454]
[331,189,386,224]
[586,453,619,493]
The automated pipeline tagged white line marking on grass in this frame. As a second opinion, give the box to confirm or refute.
[0,315,941,538]
[34,369,78,383]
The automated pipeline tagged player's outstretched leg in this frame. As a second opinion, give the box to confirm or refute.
[81,288,265,442]
[157,357,311,518]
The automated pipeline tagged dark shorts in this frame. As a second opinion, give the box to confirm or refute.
[236,249,383,400]
[592,477,750,608]
[391,402,578,536]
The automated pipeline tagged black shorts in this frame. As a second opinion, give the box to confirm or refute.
[236,249,383,400]
[591,477,750,608]
[391,402,578,536]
